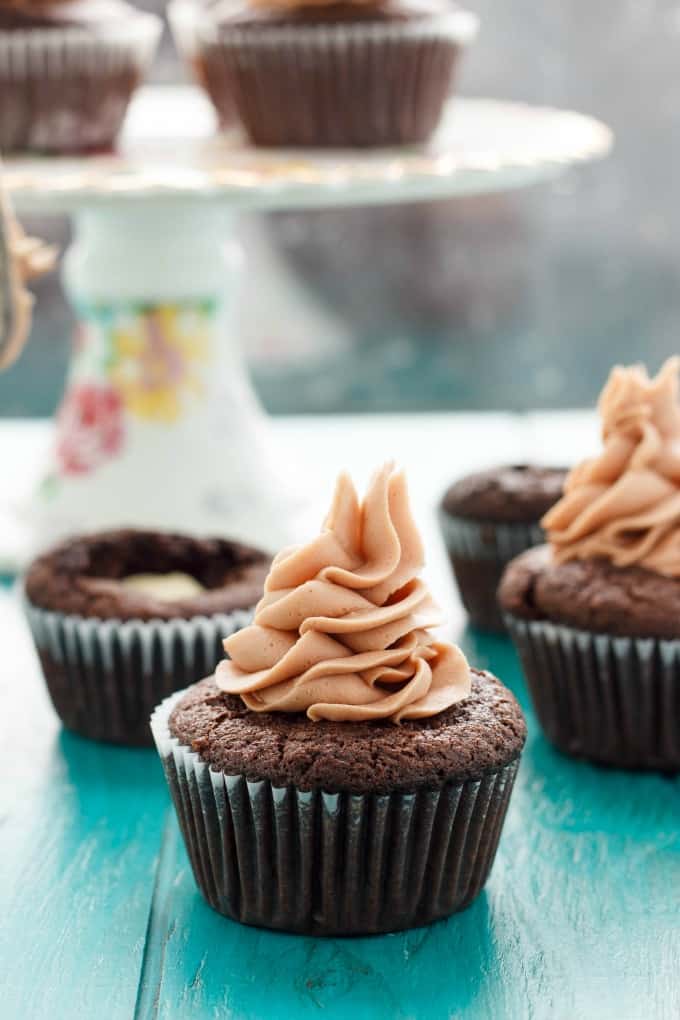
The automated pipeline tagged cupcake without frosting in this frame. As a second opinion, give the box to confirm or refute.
[0,0,161,153]
[24,528,271,745]
[439,464,567,632]
[152,465,526,935]
[500,358,680,770]
[174,0,478,147]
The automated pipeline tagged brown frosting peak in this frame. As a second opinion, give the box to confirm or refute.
[217,465,471,722]
[543,357,680,575]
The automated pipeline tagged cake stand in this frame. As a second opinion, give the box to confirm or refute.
[4,85,612,562]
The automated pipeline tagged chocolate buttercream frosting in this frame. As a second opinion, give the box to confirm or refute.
[217,465,471,722]
[544,358,680,576]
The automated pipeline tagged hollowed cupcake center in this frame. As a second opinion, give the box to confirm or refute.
[119,572,206,602]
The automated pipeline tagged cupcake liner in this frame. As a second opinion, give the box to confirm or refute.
[151,688,520,936]
[505,615,680,771]
[438,511,545,561]
[195,12,478,147]
[24,596,252,746]
[439,511,545,633]
[0,18,161,153]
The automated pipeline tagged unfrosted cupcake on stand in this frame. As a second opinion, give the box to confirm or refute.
[170,0,478,147]
[501,358,680,771]
[152,464,526,935]
[0,0,161,153]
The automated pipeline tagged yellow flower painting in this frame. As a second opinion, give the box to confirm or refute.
[110,303,212,423]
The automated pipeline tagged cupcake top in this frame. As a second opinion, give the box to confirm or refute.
[169,669,525,791]
[217,464,471,722]
[205,0,472,29]
[442,464,567,525]
[24,529,271,621]
[499,359,680,638]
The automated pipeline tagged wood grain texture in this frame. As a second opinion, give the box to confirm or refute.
[4,593,678,1020]
[0,592,168,1020]
[1,416,679,1020]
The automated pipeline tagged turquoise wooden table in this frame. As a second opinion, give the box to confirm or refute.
[1,414,679,1020]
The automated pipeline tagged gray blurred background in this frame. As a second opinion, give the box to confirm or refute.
[2,0,677,417]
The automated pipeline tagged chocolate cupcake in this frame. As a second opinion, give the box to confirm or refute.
[500,359,680,771]
[183,0,478,148]
[23,528,271,745]
[439,465,567,633]
[151,465,526,935]
[0,0,161,154]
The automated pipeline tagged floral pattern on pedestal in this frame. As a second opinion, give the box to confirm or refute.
[52,299,217,481]
[110,304,212,423]
[56,383,125,476]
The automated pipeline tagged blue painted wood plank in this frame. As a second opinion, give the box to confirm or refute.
[2,586,679,1018]
[0,590,169,1020]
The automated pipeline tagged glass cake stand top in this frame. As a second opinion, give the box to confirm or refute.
[1,88,613,564]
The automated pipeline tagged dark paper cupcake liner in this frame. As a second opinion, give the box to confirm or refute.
[24,597,252,746]
[151,688,520,936]
[0,19,161,153]
[505,614,680,771]
[439,510,545,633]
[196,13,478,147]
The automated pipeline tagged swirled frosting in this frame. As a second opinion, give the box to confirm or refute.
[543,357,680,576]
[217,465,471,722]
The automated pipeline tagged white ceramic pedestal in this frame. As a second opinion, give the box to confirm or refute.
[4,86,612,562]
[54,204,282,541]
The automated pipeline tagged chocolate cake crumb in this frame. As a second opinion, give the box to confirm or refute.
[499,544,680,639]
[442,465,567,525]
[24,529,271,621]
[168,671,527,794]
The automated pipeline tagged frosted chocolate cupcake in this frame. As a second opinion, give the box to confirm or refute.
[440,465,567,632]
[0,0,161,153]
[23,528,271,745]
[183,0,478,147]
[500,359,680,771]
[152,465,526,935]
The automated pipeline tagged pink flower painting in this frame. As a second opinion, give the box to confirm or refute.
[56,382,125,476]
